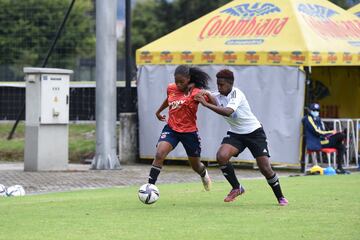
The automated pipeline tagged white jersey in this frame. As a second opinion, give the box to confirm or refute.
[212,87,261,134]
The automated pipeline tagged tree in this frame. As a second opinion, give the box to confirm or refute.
[130,0,232,55]
[329,0,359,9]
[131,0,173,55]
[171,0,232,29]
[0,0,95,80]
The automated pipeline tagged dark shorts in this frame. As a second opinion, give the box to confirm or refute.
[221,127,270,158]
[157,125,201,157]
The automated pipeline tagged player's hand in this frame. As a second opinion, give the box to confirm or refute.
[194,94,207,105]
[156,112,167,122]
[328,130,336,136]
[198,89,209,96]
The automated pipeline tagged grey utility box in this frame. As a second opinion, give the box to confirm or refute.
[24,67,73,171]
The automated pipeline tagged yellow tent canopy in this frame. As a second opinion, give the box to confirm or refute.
[136,0,360,66]
[348,3,360,17]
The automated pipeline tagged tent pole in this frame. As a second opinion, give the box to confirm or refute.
[304,66,312,108]
[125,0,132,111]
[301,66,312,173]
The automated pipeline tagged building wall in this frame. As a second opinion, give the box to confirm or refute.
[312,66,360,118]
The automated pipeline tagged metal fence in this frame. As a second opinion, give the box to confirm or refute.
[0,0,137,121]
[0,0,128,82]
[0,83,137,121]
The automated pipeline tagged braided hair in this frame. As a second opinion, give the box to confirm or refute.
[174,65,210,89]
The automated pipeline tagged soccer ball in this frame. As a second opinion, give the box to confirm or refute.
[6,185,26,197]
[138,183,160,204]
[0,184,6,197]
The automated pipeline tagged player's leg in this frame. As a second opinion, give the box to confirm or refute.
[323,133,349,174]
[247,128,288,206]
[217,144,241,188]
[181,131,211,191]
[188,156,211,191]
[255,156,287,205]
[187,156,206,176]
[217,133,246,202]
[148,142,173,184]
[148,125,178,185]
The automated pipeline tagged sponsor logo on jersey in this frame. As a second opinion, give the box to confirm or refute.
[169,100,185,110]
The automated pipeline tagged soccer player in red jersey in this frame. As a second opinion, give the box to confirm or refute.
[147,65,212,191]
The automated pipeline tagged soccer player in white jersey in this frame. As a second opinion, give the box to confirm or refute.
[195,69,288,206]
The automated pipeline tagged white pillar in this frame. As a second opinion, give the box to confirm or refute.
[92,0,120,169]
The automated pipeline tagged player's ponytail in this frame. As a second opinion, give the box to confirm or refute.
[189,67,210,89]
[174,65,210,89]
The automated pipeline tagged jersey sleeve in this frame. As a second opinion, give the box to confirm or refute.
[167,83,176,97]
[211,92,221,106]
[191,88,209,102]
[226,89,242,111]
[203,93,210,102]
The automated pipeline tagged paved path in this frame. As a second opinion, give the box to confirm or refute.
[0,162,296,195]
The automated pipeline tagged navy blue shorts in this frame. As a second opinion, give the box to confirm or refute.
[157,125,201,157]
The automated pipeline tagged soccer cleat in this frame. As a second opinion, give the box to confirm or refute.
[278,197,289,206]
[224,186,245,202]
[201,169,212,191]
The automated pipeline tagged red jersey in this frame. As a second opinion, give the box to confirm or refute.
[167,83,205,133]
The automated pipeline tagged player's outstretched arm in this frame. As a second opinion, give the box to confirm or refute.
[195,90,217,105]
[195,94,234,117]
[155,98,169,122]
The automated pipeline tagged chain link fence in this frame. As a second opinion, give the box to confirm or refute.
[0,0,136,120]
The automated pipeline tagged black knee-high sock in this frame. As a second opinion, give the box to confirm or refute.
[148,165,162,184]
[220,163,240,189]
[266,174,284,199]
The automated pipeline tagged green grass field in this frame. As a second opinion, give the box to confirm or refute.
[0,123,95,162]
[0,174,359,240]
